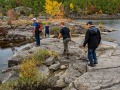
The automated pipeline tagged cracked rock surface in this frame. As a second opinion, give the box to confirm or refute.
[69,46,120,90]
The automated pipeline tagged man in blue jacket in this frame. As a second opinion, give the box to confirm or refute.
[83,21,101,67]
[32,18,40,46]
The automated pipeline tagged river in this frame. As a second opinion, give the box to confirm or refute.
[0,43,32,72]
[75,19,120,43]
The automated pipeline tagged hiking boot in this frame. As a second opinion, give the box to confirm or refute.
[65,56,70,59]
[63,50,67,55]
[67,53,69,57]
[65,53,70,59]
[94,61,98,64]
[88,64,95,67]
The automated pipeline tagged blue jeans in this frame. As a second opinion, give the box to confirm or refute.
[35,33,40,46]
[88,48,97,65]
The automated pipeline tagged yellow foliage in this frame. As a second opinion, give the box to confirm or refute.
[99,10,103,14]
[70,3,74,10]
[45,0,62,17]
[28,14,34,18]
[19,59,38,80]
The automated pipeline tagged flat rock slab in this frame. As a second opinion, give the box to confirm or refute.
[69,67,120,90]
[101,41,118,48]
[89,56,120,71]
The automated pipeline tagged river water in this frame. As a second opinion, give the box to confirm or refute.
[0,19,120,71]
[0,44,32,71]
[75,19,120,43]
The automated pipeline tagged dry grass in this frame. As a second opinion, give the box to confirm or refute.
[11,19,32,26]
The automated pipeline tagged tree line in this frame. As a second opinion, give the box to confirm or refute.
[0,0,120,17]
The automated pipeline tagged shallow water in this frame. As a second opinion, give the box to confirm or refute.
[0,43,32,71]
[75,19,120,43]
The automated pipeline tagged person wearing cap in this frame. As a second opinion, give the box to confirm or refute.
[58,22,72,59]
[83,21,101,67]
[32,18,40,46]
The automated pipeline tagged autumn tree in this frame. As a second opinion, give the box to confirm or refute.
[44,0,63,19]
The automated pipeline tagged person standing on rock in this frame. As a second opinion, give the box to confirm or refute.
[58,22,72,59]
[83,21,101,67]
[32,18,40,46]
[45,23,50,38]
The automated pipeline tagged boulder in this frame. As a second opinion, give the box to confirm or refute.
[49,62,61,70]
[44,57,55,66]
[48,76,59,86]
[60,65,67,70]
[0,71,18,83]
[55,60,87,87]
[38,65,50,78]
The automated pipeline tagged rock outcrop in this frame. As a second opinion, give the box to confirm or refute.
[68,46,120,90]
[1,38,87,89]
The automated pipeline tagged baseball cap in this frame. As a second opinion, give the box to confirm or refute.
[86,21,93,25]
[32,18,37,21]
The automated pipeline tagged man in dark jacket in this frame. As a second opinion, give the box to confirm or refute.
[83,21,101,67]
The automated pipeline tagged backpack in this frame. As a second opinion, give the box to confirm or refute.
[37,22,43,33]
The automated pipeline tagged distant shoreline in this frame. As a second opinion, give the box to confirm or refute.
[71,14,120,20]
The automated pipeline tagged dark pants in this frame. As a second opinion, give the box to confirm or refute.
[88,48,97,65]
[45,30,49,38]
[45,33,49,37]
[63,38,70,54]
[35,32,40,46]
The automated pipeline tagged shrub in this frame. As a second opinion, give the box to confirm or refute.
[33,49,58,65]
[0,81,14,90]
[0,50,58,90]
[33,49,50,65]
[50,27,60,37]
[14,59,50,90]
[41,21,51,25]
[19,59,38,80]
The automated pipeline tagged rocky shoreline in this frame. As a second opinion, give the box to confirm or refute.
[0,35,119,89]
[0,20,120,90]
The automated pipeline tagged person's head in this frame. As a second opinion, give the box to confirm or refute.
[86,21,93,28]
[32,18,37,22]
[60,22,65,27]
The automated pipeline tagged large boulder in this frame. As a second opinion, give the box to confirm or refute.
[55,60,88,88]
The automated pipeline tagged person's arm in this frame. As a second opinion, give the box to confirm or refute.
[69,31,72,41]
[33,23,36,33]
[98,29,101,44]
[33,26,36,32]
[83,30,89,47]
[58,29,62,39]
[58,33,62,39]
